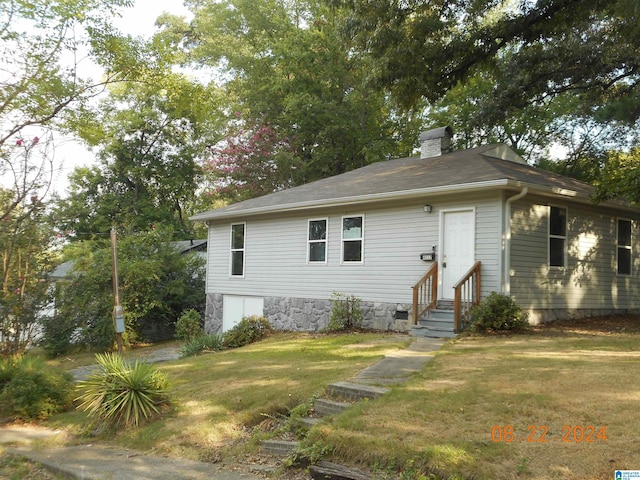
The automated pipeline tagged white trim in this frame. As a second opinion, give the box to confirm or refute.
[229,222,246,277]
[191,178,638,223]
[307,217,328,264]
[340,214,364,265]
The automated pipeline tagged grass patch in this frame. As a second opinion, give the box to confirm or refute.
[305,327,640,479]
[42,321,640,480]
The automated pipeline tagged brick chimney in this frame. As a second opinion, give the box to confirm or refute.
[419,126,453,158]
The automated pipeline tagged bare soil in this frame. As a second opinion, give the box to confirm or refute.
[530,314,640,336]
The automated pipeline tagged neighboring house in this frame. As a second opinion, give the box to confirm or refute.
[49,239,208,282]
[191,127,640,337]
[49,239,208,341]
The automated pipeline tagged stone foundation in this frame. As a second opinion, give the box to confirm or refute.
[204,293,411,334]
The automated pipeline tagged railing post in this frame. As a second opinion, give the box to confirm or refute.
[412,283,419,325]
[453,287,461,333]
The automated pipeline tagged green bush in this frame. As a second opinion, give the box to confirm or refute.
[327,292,363,332]
[76,353,171,428]
[175,309,203,342]
[222,315,273,348]
[0,356,74,421]
[469,292,530,333]
[179,334,225,358]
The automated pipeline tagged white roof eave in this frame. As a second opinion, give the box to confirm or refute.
[190,179,635,223]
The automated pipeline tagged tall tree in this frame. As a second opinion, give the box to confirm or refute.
[0,0,179,354]
[0,187,54,355]
[56,76,223,239]
[0,0,144,222]
[335,0,640,126]
[159,0,422,195]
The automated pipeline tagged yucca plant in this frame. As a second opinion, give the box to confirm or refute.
[76,353,171,428]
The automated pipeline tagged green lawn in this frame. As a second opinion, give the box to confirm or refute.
[43,321,640,480]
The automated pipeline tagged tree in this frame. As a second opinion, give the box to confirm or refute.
[336,0,640,126]
[55,76,223,239]
[0,0,168,356]
[0,187,54,355]
[203,119,299,202]
[593,148,640,205]
[43,228,205,355]
[159,0,422,194]
[0,0,150,222]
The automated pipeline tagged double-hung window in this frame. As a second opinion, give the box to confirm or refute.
[617,218,632,275]
[549,206,567,267]
[308,219,328,263]
[342,215,364,263]
[230,223,245,276]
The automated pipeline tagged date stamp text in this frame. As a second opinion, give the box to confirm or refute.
[491,425,607,443]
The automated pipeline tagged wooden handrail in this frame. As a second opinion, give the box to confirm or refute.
[411,263,438,324]
[453,261,481,332]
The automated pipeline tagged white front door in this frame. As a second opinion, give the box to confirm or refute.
[441,210,475,299]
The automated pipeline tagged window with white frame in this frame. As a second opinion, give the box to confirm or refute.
[342,215,363,263]
[549,206,567,267]
[230,223,245,276]
[308,219,328,263]
[617,218,632,275]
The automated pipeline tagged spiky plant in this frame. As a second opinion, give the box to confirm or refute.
[76,353,171,428]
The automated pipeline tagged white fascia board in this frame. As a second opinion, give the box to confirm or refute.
[190,180,510,222]
[190,178,637,223]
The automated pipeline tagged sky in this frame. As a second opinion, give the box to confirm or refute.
[51,0,192,196]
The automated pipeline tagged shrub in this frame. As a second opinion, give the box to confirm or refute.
[469,292,530,333]
[175,309,203,342]
[76,353,171,428]
[0,356,74,421]
[327,292,363,332]
[179,334,225,358]
[222,315,273,348]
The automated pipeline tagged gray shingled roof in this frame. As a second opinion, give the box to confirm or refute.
[190,144,600,222]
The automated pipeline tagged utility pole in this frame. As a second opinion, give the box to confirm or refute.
[111,226,125,355]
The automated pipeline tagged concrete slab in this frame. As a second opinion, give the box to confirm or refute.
[6,445,261,480]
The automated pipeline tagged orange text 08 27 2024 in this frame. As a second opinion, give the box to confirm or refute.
[490,425,607,443]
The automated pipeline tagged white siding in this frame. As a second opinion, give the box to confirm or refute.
[205,192,503,305]
[510,196,640,310]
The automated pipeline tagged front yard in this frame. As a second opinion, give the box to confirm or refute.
[39,317,640,480]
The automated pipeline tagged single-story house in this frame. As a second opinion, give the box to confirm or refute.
[191,127,640,336]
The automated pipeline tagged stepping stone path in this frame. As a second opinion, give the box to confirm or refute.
[259,337,446,480]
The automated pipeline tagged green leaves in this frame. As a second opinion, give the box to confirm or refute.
[46,228,205,353]
[76,352,171,428]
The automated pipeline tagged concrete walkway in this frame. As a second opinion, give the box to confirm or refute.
[0,336,446,479]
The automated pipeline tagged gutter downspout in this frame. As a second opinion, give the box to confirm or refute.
[504,187,528,295]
